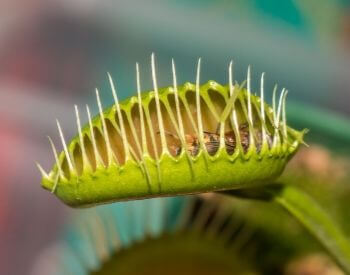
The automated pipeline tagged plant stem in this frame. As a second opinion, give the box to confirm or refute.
[223,185,350,274]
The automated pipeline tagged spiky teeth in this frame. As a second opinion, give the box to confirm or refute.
[39,55,305,207]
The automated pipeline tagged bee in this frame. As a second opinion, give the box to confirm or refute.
[161,123,255,157]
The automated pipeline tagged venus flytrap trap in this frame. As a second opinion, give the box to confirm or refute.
[38,54,305,207]
[49,197,260,275]
[38,54,350,273]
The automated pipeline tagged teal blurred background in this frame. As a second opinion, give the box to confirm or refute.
[0,1,350,274]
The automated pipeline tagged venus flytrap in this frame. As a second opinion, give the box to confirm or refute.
[39,55,304,207]
[37,54,350,273]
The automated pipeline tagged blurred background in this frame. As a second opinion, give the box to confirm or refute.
[1,0,350,274]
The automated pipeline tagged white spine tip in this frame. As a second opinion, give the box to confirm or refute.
[228,60,234,96]
[74,104,89,168]
[260,72,265,121]
[56,119,74,171]
[151,52,168,153]
[47,135,64,178]
[36,162,48,178]
[247,66,253,125]
[136,62,148,155]
[86,104,102,167]
[196,58,202,78]
[195,58,205,150]
[272,84,278,123]
[172,58,186,137]
[95,87,115,165]
[247,65,251,84]
[276,88,286,129]
[282,90,289,138]
[171,58,186,144]
[108,71,130,160]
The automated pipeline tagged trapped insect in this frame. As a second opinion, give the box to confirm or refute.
[163,122,272,157]
[37,54,306,207]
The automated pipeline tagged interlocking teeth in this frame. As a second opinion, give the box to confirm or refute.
[48,136,64,178]
[40,55,296,189]
[272,84,278,123]
[247,66,253,126]
[196,58,205,151]
[260,73,266,143]
[108,73,131,161]
[86,104,103,168]
[276,88,286,129]
[74,105,90,171]
[136,62,148,155]
[271,88,286,147]
[171,59,195,178]
[56,119,74,171]
[282,90,289,140]
[149,54,162,182]
[35,54,309,208]
[229,61,243,153]
[245,66,256,150]
[96,88,116,166]
[151,53,168,155]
